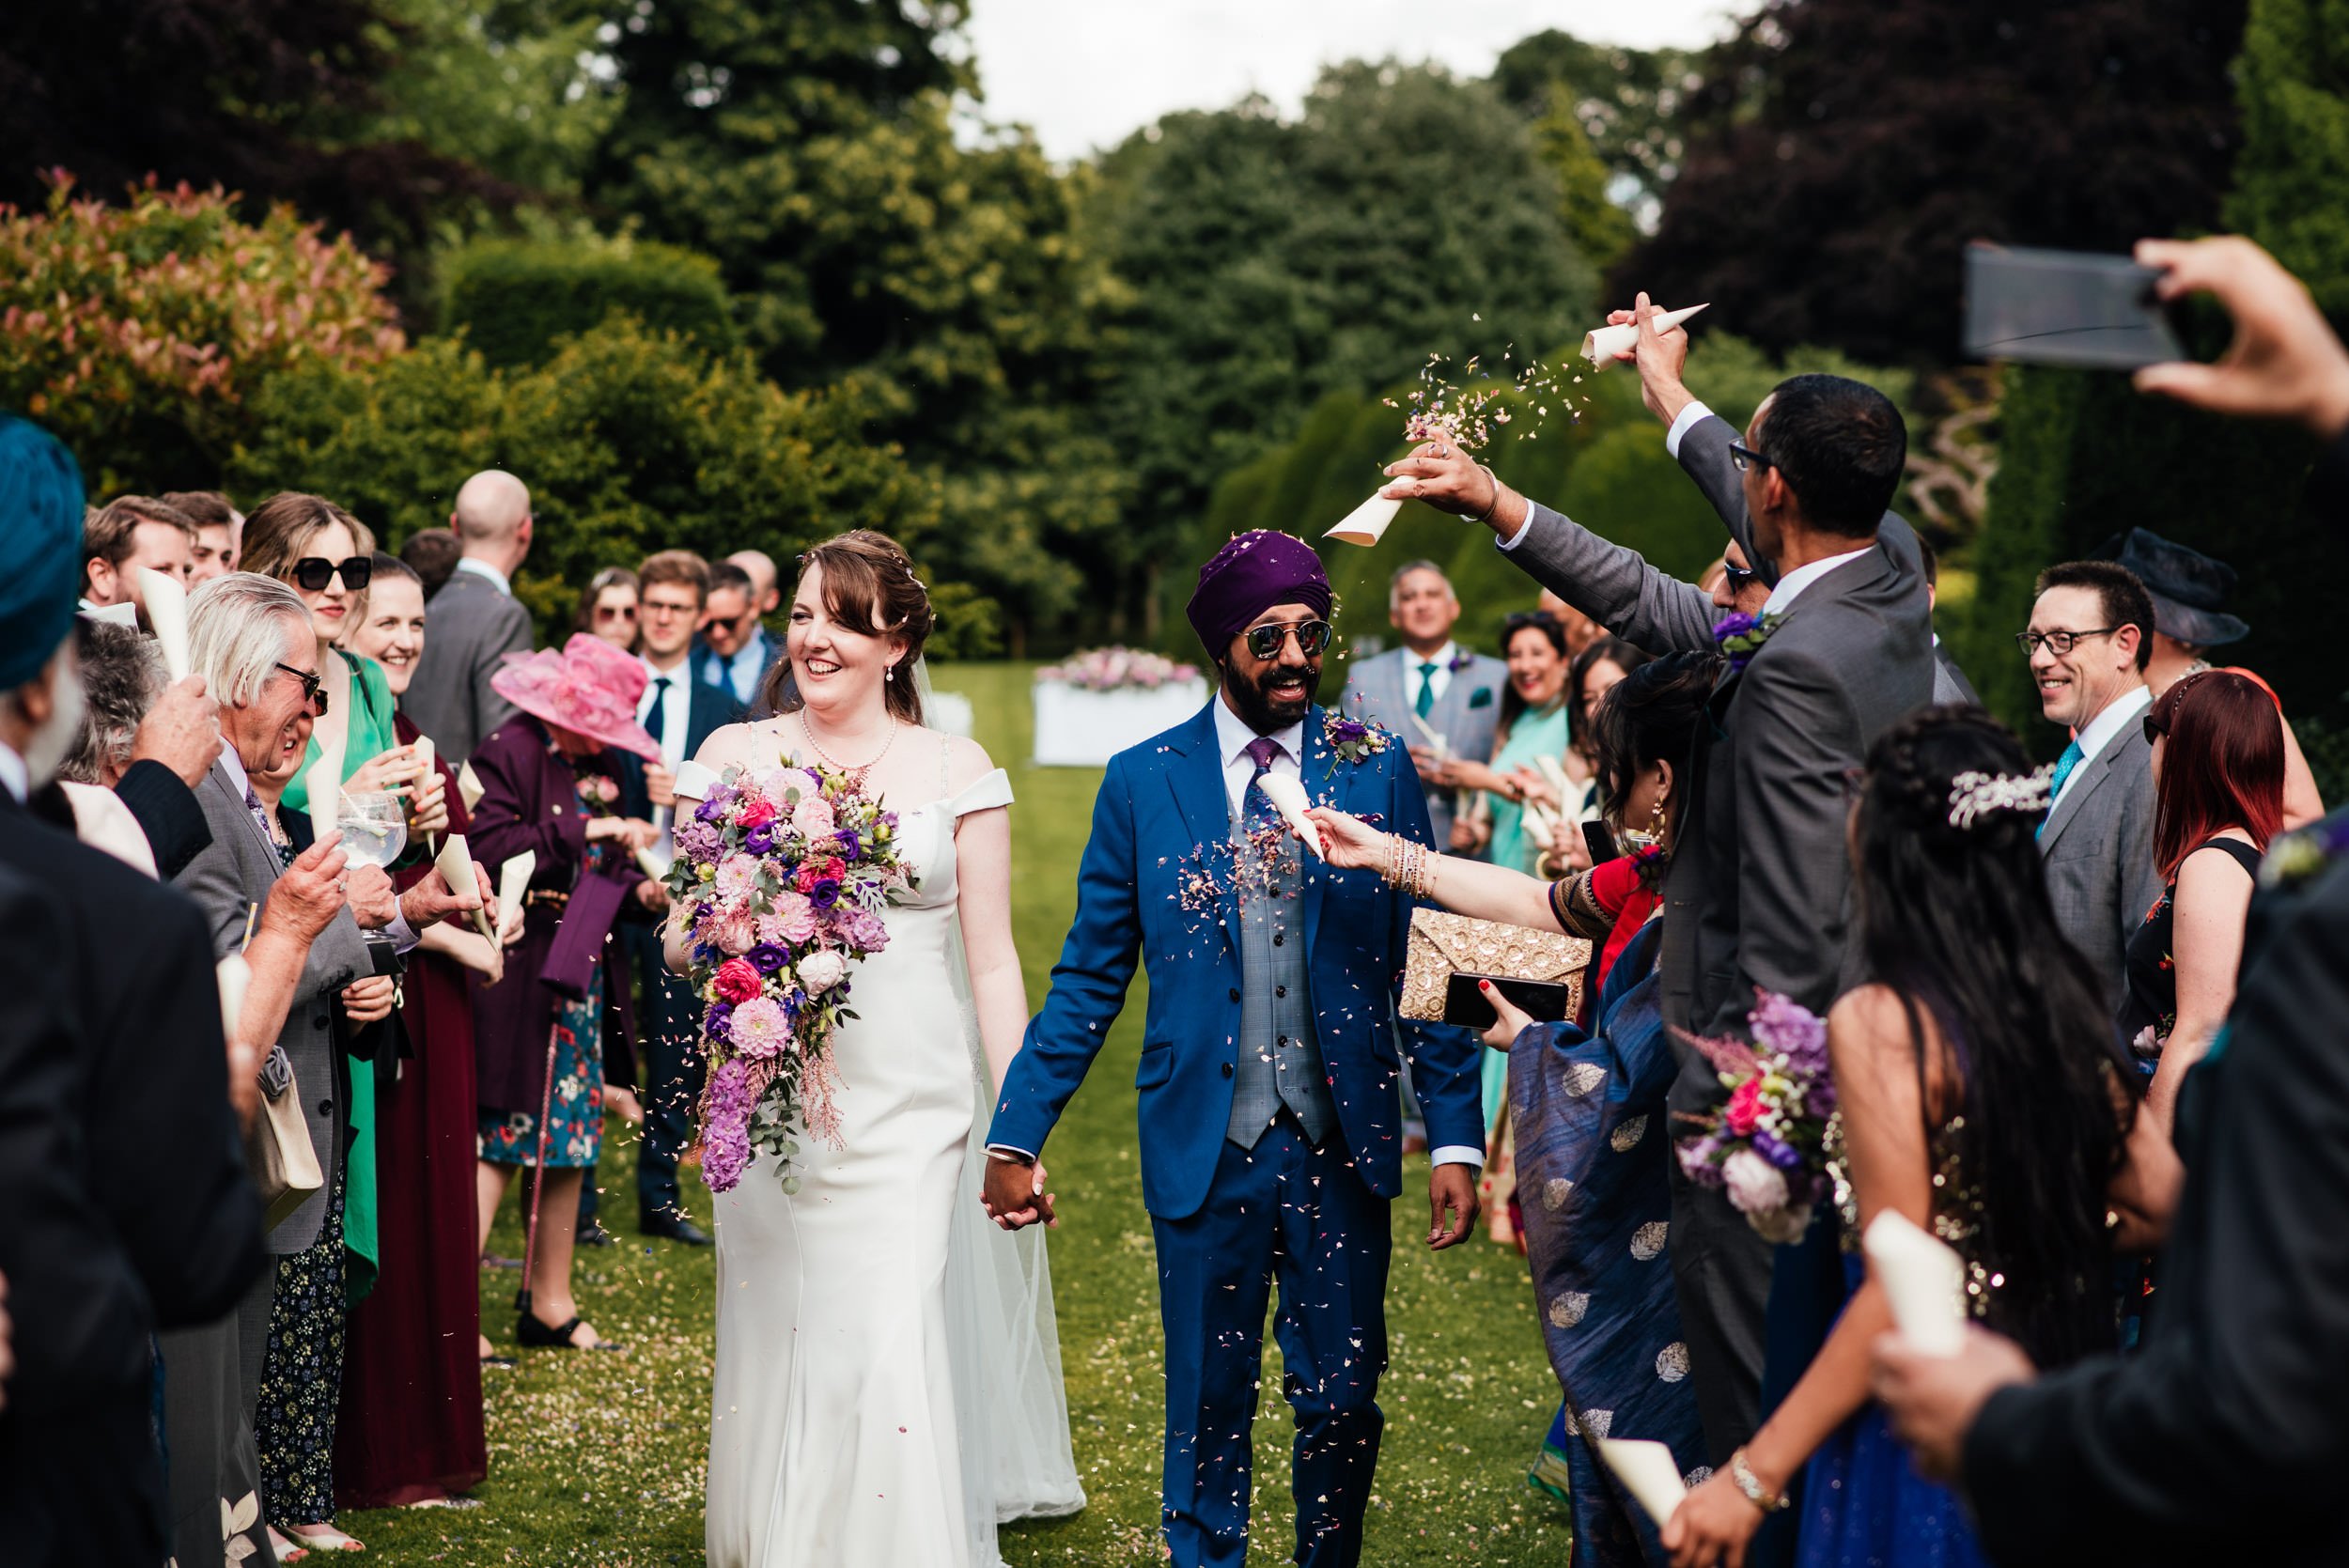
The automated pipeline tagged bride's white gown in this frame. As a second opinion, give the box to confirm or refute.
[702,753,1085,1567]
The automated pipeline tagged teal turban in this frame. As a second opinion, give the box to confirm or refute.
[0,414,86,691]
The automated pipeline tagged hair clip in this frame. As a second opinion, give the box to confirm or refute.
[1945,765,2056,830]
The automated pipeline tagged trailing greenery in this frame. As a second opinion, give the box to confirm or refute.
[441,237,736,368]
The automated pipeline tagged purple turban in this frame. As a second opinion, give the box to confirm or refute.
[1185,531,1332,660]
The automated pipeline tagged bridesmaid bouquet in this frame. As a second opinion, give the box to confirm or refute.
[1673,990,1837,1244]
[663,762,917,1192]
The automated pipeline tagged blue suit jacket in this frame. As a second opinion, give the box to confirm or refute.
[988,701,1486,1221]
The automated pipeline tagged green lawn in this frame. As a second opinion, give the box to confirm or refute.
[348,661,1571,1564]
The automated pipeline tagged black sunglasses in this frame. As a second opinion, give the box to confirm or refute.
[275,662,329,715]
[1726,442,1777,474]
[1722,559,1760,594]
[289,555,372,593]
[1242,618,1332,660]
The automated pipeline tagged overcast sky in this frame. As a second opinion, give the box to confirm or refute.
[967,0,1743,162]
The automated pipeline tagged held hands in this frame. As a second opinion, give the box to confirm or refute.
[1662,1467,1768,1568]
[1868,1326,2036,1483]
[2133,236,2349,438]
[128,675,223,788]
[340,974,397,1025]
[981,1152,1058,1231]
[263,834,350,942]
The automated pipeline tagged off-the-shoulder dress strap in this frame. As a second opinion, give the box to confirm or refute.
[944,766,1014,819]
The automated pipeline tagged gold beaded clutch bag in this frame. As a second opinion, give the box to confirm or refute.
[1399,908,1592,1028]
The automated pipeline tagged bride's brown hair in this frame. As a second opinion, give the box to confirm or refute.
[760,529,932,726]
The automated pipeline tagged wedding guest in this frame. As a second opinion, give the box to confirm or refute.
[399,528,460,601]
[2024,560,2162,1009]
[0,414,263,1568]
[1437,613,1573,872]
[2097,526,2325,827]
[79,493,196,627]
[333,553,494,1510]
[1661,708,2165,1568]
[109,663,226,880]
[624,551,742,1243]
[163,489,242,582]
[2117,671,2282,1133]
[1390,341,1937,1482]
[175,572,388,1564]
[468,635,660,1353]
[693,558,775,706]
[577,565,641,652]
[1914,535,1980,705]
[1866,229,2349,1568]
[1311,651,1721,1562]
[52,619,168,872]
[1342,560,1507,850]
[1563,636,1651,819]
[404,469,535,763]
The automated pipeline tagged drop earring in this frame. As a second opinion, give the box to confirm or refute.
[886,664,895,683]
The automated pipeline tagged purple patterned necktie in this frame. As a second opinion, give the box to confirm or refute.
[1242,736,1283,831]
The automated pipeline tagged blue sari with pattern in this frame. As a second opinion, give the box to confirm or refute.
[1511,921,1704,1566]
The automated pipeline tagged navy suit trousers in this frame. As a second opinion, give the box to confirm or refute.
[627,925,708,1221]
[1151,1120,1391,1568]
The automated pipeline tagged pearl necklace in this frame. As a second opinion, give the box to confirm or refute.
[797,711,896,784]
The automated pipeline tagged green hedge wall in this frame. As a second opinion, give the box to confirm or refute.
[441,238,737,369]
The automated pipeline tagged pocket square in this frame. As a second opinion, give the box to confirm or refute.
[1468,686,1494,709]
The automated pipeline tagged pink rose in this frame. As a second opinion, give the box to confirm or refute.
[737,794,778,830]
[711,957,764,1005]
[713,908,757,955]
[791,796,837,840]
[1723,1075,1763,1138]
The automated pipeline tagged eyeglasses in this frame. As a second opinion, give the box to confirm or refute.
[1726,442,1777,474]
[288,556,372,593]
[1242,618,1332,660]
[2014,627,2121,658]
[274,662,329,715]
[639,598,699,620]
[1722,560,1760,594]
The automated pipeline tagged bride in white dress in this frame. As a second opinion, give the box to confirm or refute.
[669,532,1083,1567]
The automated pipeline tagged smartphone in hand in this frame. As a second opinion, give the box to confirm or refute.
[1963,243,2186,370]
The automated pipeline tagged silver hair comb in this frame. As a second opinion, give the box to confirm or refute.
[1946,765,2056,830]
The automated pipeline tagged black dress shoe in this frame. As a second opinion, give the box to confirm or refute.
[640,1214,713,1246]
[576,1219,616,1249]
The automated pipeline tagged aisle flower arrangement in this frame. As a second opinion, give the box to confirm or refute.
[1034,645,1201,692]
[1673,990,1837,1243]
[663,762,916,1191]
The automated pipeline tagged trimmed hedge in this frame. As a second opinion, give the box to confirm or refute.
[441,238,736,368]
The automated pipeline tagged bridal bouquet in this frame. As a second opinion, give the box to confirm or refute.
[663,762,916,1192]
[1674,990,1837,1244]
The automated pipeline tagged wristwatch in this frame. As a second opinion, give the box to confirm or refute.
[1729,1447,1791,1514]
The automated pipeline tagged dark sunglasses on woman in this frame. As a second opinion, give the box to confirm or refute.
[290,555,373,593]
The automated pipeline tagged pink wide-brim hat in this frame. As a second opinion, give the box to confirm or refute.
[490,632,661,760]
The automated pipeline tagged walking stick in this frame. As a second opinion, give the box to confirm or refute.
[514,1017,563,1322]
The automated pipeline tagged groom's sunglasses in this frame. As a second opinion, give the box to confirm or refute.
[289,555,373,593]
[1242,619,1332,660]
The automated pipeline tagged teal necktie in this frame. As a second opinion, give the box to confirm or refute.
[1414,661,1439,720]
[2038,738,2085,840]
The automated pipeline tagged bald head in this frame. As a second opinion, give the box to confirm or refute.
[727,549,780,614]
[451,469,532,573]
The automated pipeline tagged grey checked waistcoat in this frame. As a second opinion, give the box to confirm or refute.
[1223,797,1338,1149]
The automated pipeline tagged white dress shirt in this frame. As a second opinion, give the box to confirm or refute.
[1761,544,1875,618]
[453,555,512,598]
[0,740,27,803]
[1400,641,1459,713]
[2056,683,2154,810]
[637,656,692,767]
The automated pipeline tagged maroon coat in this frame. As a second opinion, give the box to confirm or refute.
[465,716,638,1116]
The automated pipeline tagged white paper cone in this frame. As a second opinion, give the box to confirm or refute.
[304,753,342,850]
[494,851,536,943]
[635,846,674,881]
[1521,803,1557,850]
[435,831,497,943]
[1406,711,1453,759]
[1252,773,1326,860]
[215,953,252,1045]
[1534,753,1572,800]
[136,568,192,680]
[457,761,486,814]
[1582,303,1710,368]
[1325,490,1405,548]
[1596,1438,1688,1525]
[412,735,435,779]
[1863,1210,1968,1357]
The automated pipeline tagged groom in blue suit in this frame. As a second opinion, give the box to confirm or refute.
[985,531,1486,1568]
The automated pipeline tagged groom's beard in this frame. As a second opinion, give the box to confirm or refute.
[1222,657,1321,734]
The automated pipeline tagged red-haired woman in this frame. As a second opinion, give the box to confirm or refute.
[2116,669,2284,1134]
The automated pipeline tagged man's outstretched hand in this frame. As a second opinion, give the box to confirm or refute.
[1427,1160,1480,1250]
[982,1152,1058,1232]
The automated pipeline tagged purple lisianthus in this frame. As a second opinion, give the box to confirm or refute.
[747,943,790,975]
[1330,717,1369,742]
[702,1001,734,1043]
[694,798,723,824]
[744,821,776,856]
[1751,1129,1803,1172]
[834,828,862,858]
[806,876,842,909]
[1712,612,1761,643]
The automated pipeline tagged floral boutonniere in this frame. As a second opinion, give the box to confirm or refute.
[1323,711,1393,765]
[575,772,621,815]
[1446,648,1477,675]
[2259,814,2349,893]
[1712,611,1782,673]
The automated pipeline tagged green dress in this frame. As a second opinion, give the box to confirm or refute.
[1479,701,1571,1121]
[281,648,400,1304]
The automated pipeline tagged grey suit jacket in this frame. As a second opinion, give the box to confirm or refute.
[174,761,372,1252]
[2039,721,2161,1010]
[405,567,533,765]
[1933,642,1981,706]
[1342,646,1507,846]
